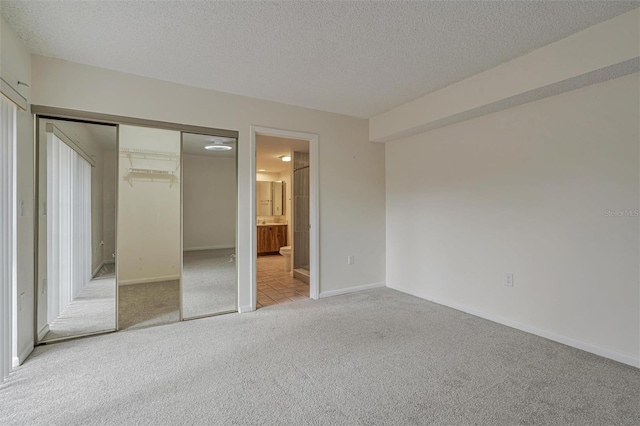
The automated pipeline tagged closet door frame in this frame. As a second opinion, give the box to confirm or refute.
[34,116,120,343]
[32,106,238,345]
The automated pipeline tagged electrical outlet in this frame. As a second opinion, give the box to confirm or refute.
[20,293,25,311]
[505,273,514,287]
[347,255,355,265]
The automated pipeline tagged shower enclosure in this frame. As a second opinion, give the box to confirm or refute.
[293,151,310,282]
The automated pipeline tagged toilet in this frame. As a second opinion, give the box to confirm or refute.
[279,246,292,272]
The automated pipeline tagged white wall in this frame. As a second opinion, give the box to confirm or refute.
[386,74,640,366]
[1,15,34,365]
[31,56,387,309]
[183,154,236,251]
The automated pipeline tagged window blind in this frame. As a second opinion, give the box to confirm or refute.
[46,132,92,324]
[0,94,17,381]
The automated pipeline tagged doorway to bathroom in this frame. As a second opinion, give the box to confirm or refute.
[251,127,319,309]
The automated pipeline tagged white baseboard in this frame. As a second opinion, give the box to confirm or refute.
[319,282,386,298]
[118,274,181,286]
[387,283,640,369]
[92,260,115,277]
[13,342,34,367]
[92,261,104,277]
[239,304,254,313]
[37,324,49,341]
[183,245,235,252]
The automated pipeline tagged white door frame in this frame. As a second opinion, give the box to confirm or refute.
[249,126,319,310]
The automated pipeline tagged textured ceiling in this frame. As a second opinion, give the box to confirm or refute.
[2,1,637,118]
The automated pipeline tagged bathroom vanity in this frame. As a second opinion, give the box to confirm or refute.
[257,224,288,255]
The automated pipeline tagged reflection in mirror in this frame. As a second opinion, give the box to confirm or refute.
[117,125,181,329]
[37,118,117,341]
[181,133,237,319]
[256,181,285,217]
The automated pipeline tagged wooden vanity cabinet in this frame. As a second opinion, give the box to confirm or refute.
[257,225,287,255]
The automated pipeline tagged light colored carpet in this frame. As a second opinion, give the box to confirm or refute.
[3,288,638,425]
[118,280,180,330]
[182,248,236,318]
[115,249,236,330]
[43,271,116,341]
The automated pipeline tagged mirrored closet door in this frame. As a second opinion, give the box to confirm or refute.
[37,118,117,342]
[36,112,238,339]
[181,133,237,319]
[116,125,181,330]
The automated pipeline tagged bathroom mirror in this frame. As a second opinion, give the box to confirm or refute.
[117,124,181,330]
[256,181,285,216]
[36,118,117,342]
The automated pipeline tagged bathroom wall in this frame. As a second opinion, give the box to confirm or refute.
[293,151,310,269]
[256,172,280,182]
[183,154,236,251]
[280,167,292,245]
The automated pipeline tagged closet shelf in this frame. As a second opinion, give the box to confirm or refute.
[120,147,179,160]
[120,148,180,187]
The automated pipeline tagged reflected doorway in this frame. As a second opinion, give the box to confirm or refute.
[37,118,117,342]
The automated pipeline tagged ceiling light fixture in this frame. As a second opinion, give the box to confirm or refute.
[204,139,232,151]
[280,155,291,162]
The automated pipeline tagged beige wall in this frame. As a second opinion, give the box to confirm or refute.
[1,15,34,365]
[386,74,640,366]
[31,56,387,308]
[117,125,181,285]
[183,154,236,250]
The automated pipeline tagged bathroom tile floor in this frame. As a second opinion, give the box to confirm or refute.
[257,255,309,308]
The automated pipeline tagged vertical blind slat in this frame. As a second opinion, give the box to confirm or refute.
[1,95,16,381]
[46,133,92,326]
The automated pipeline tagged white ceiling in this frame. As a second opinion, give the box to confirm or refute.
[3,1,637,118]
[256,135,308,174]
